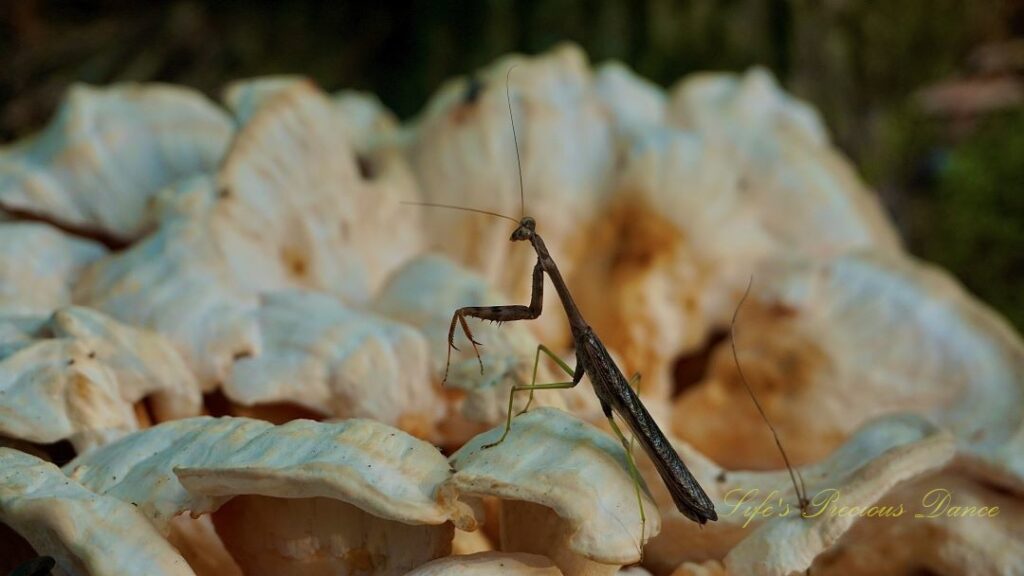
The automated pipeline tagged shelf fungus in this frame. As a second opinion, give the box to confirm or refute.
[63,416,474,575]
[673,251,1024,491]
[0,223,106,319]
[408,43,615,345]
[223,290,442,438]
[640,414,954,575]
[372,255,565,446]
[570,81,900,398]
[0,448,194,576]
[449,407,659,576]
[406,552,562,575]
[217,77,423,304]
[0,306,201,452]
[666,68,901,257]
[0,83,232,242]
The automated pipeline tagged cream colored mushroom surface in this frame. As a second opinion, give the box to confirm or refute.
[0,223,106,318]
[223,290,442,439]
[217,78,422,304]
[0,448,195,576]
[372,254,564,441]
[0,306,201,452]
[408,43,615,345]
[0,83,232,241]
[405,552,562,575]
[449,407,659,576]
[593,61,667,136]
[640,414,954,575]
[673,251,1024,488]
[64,416,471,575]
[667,68,900,256]
[73,176,262,389]
[808,472,1024,575]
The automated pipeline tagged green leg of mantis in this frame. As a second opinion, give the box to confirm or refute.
[605,375,648,546]
[482,344,578,450]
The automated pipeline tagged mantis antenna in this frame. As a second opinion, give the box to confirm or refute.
[506,65,525,219]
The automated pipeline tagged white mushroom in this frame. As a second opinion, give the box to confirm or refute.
[217,78,422,303]
[0,83,232,241]
[449,407,660,576]
[406,552,562,575]
[641,414,954,575]
[666,68,900,255]
[0,222,106,318]
[0,447,194,576]
[73,176,262,389]
[46,306,201,421]
[673,251,1024,490]
[593,61,668,136]
[0,307,201,452]
[808,472,1024,575]
[224,290,442,439]
[570,104,899,398]
[371,254,565,446]
[408,43,615,344]
[64,417,473,575]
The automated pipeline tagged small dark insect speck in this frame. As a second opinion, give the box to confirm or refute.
[67,359,75,366]
[716,471,727,483]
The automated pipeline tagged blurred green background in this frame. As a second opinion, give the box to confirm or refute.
[2,0,1022,329]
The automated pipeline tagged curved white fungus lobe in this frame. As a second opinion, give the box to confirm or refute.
[0,223,106,318]
[0,83,232,241]
[217,78,422,304]
[0,307,201,452]
[667,68,900,255]
[372,255,564,440]
[643,414,954,575]
[224,290,441,438]
[409,43,615,345]
[65,417,473,575]
[0,448,195,576]
[450,407,659,576]
[73,177,262,390]
[406,551,562,575]
[673,251,1024,490]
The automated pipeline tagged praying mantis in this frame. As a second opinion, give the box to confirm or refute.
[413,65,810,530]
[414,68,719,526]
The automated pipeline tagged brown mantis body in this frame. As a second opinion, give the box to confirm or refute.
[421,67,806,527]
[443,214,719,524]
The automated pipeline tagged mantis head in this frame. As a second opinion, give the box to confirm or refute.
[510,216,536,242]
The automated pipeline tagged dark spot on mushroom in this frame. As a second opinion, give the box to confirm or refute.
[87,351,96,359]
[716,470,727,483]
[356,154,376,180]
[67,358,75,366]
[218,186,232,199]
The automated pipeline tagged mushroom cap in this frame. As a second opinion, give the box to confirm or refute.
[63,416,465,530]
[643,414,955,574]
[409,42,615,344]
[73,176,262,389]
[217,78,422,304]
[372,255,564,429]
[450,407,660,565]
[405,552,562,575]
[667,68,900,254]
[0,83,232,241]
[0,307,200,451]
[808,471,1024,575]
[224,290,442,437]
[0,447,194,576]
[674,251,1024,489]
[593,61,667,136]
[0,223,106,318]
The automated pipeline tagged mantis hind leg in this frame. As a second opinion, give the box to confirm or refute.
[483,344,582,450]
[605,372,649,552]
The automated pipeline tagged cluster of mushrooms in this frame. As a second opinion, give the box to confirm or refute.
[0,43,1022,576]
